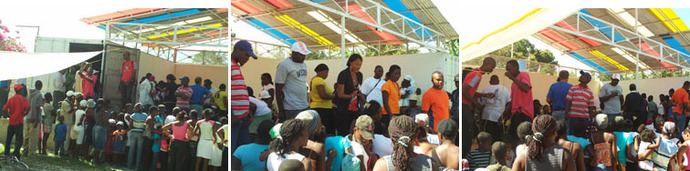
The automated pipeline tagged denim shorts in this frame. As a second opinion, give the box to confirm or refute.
[93,125,107,150]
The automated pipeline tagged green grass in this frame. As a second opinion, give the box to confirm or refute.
[0,144,130,171]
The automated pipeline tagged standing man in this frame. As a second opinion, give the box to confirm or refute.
[230,40,257,153]
[599,74,624,126]
[623,84,644,127]
[203,79,218,108]
[421,71,450,131]
[461,57,496,158]
[53,70,67,111]
[164,74,178,112]
[565,71,596,135]
[60,91,76,154]
[504,60,534,144]
[138,75,154,110]
[671,81,690,140]
[24,80,43,157]
[361,65,385,106]
[0,79,11,118]
[275,42,310,120]
[479,75,511,142]
[120,51,137,108]
[3,84,29,160]
[175,77,193,114]
[547,71,572,123]
[190,77,211,118]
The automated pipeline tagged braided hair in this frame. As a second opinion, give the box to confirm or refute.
[388,115,418,171]
[527,115,557,161]
[269,119,307,156]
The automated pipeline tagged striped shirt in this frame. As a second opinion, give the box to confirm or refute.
[175,86,192,109]
[566,84,594,119]
[467,149,492,170]
[231,60,250,118]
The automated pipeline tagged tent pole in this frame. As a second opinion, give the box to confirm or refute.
[342,0,348,66]
[636,8,640,86]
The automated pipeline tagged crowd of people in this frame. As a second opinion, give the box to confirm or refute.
[230,40,461,170]
[0,51,229,171]
[463,56,690,171]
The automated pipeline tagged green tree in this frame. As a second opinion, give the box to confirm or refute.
[192,51,227,65]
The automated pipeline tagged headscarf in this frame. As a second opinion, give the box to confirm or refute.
[295,110,321,135]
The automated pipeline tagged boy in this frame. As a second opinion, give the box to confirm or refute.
[54,115,68,156]
[112,121,127,166]
[42,93,56,155]
[486,141,510,171]
[467,132,492,170]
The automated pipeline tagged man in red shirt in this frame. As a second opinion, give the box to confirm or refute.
[504,60,534,143]
[3,84,29,159]
[78,63,98,99]
[461,57,495,158]
[422,71,449,131]
[120,52,136,108]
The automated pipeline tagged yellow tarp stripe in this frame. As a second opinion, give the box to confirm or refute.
[462,8,542,50]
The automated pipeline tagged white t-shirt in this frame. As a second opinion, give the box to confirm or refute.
[260,84,275,99]
[481,85,511,122]
[599,83,623,114]
[266,152,306,171]
[138,79,154,106]
[249,97,271,116]
[638,141,654,170]
[275,58,308,110]
[348,137,369,170]
[361,77,384,105]
[53,72,66,92]
[372,134,393,157]
[75,109,86,127]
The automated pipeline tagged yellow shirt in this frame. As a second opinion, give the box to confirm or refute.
[213,91,228,111]
[309,76,333,109]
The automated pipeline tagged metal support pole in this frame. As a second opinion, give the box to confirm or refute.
[636,8,640,86]
[342,0,348,65]
[511,42,514,58]
[202,51,206,65]
[173,49,178,63]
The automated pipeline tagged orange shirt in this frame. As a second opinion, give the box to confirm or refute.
[672,88,690,116]
[381,80,400,115]
[421,87,450,131]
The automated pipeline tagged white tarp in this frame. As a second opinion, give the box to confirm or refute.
[460,8,579,61]
[0,51,101,80]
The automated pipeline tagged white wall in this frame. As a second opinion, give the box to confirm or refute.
[618,77,688,100]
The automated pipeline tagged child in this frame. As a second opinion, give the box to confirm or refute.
[54,115,68,156]
[42,93,56,155]
[486,141,510,171]
[112,121,127,166]
[193,109,218,171]
[637,129,660,171]
[187,110,200,171]
[467,132,492,170]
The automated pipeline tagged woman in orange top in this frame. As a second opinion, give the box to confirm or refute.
[381,65,401,131]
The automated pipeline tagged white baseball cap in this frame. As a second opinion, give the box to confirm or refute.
[291,42,311,55]
[611,73,621,80]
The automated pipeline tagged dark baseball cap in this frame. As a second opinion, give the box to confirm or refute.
[437,119,458,138]
[180,76,190,81]
[234,40,257,59]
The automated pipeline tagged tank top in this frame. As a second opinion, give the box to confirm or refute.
[172,122,188,141]
[593,142,613,166]
[383,154,435,171]
[198,120,215,140]
[524,145,564,171]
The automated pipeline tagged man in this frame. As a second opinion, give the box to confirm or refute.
[190,77,211,118]
[623,84,644,127]
[671,81,690,140]
[60,91,76,154]
[421,71,450,131]
[230,40,257,153]
[276,41,309,120]
[22,80,43,157]
[479,75,510,142]
[361,65,385,106]
[120,51,137,108]
[53,70,67,110]
[203,79,218,108]
[504,60,534,145]
[451,74,460,124]
[78,63,98,100]
[3,84,29,159]
[547,70,572,123]
[565,71,596,135]
[599,73,624,126]
[138,75,154,110]
[641,93,649,120]
[164,74,179,112]
[429,119,459,170]
[0,79,11,118]
[461,57,496,158]
[213,84,228,116]
[175,76,193,113]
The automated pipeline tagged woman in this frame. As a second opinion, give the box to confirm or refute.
[381,65,401,132]
[162,111,193,171]
[589,114,618,171]
[260,73,275,109]
[335,54,365,136]
[512,115,575,171]
[310,64,335,135]
[266,119,312,171]
[295,110,326,171]
[194,109,221,171]
[515,121,532,159]
[555,121,585,171]
[373,115,438,171]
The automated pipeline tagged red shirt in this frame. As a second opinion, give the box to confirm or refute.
[421,87,450,131]
[672,88,690,116]
[510,72,534,119]
[81,72,98,99]
[176,86,193,109]
[461,70,482,109]
[566,84,595,119]
[3,94,29,126]
[121,60,136,82]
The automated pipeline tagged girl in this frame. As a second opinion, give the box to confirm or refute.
[194,109,220,171]
[162,111,192,171]
[512,115,576,171]
[260,73,275,108]
[266,119,312,171]
[372,115,438,171]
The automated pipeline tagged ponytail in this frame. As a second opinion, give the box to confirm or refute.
[388,115,417,171]
[526,115,556,161]
[268,119,306,156]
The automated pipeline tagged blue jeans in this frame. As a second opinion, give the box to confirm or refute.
[92,125,106,151]
[568,118,590,136]
[128,130,145,170]
[674,112,686,139]
[150,152,159,171]
[191,104,204,119]
[231,116,250,154]
[54,141,65,156]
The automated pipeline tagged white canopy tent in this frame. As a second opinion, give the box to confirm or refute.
[460,8,579,61]
[0,51,101,80]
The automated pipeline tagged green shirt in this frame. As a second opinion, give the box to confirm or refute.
[65,72,75,91]
[648,101,658,118]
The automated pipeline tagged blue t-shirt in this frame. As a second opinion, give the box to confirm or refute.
[325,136,351,171]
[131,112,148,130]
[54,123,67,142]
[190,85,210,105]
[233,143,269,171]
[613,132,638,165]
[547,82,572,110]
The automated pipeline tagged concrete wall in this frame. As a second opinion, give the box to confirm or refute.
[174,64,229,87]
[138,52,175,83]
[618,77,688,99]
[240,53,455,99]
